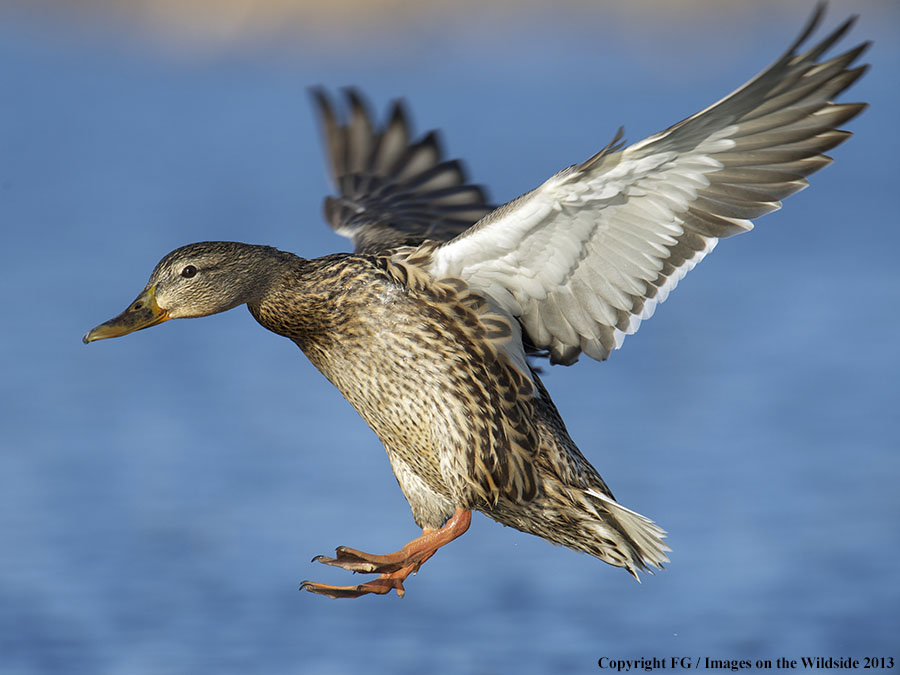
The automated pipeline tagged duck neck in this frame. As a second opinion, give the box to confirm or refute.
[246,252,338,343]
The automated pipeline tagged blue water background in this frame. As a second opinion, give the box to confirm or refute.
[1,2,898,673]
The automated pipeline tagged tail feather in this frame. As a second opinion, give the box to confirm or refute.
[484,480,670,581]
[585,488,670,580]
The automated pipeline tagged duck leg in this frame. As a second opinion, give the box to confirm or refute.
[300,508,471,598]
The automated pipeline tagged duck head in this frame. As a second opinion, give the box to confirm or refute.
[83,241,282,343]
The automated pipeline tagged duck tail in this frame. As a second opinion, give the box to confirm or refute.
[487,478,670,580]
[583,487,670,581]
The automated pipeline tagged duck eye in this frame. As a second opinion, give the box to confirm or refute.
[181,265,197,278]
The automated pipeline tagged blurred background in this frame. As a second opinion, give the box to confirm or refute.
[1,0,898,673]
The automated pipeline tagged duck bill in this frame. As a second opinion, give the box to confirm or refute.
[83,285,170,344]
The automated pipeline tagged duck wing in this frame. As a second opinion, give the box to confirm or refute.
[427,4,869,365]
[312,87,495,253]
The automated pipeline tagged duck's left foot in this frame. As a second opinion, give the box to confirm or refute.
[300,508,471,599]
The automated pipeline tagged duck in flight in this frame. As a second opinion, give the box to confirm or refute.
[84,5,868,598]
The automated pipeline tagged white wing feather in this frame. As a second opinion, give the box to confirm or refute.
[429,6,868,365]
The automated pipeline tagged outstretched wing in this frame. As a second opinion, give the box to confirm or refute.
[311,88,496,253]
[428,5,869,365]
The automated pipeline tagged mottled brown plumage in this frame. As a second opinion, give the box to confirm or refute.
[249,248,542,519]
[84,5,867,598]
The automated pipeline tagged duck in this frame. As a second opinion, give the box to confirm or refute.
[84,5,868,599]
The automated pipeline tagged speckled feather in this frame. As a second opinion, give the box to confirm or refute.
[246,244,666,573]
[247,250,542,514]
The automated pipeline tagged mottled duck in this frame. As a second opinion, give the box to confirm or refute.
[84,6,868,598]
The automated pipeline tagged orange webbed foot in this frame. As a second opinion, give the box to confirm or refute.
[300,509,471,599]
